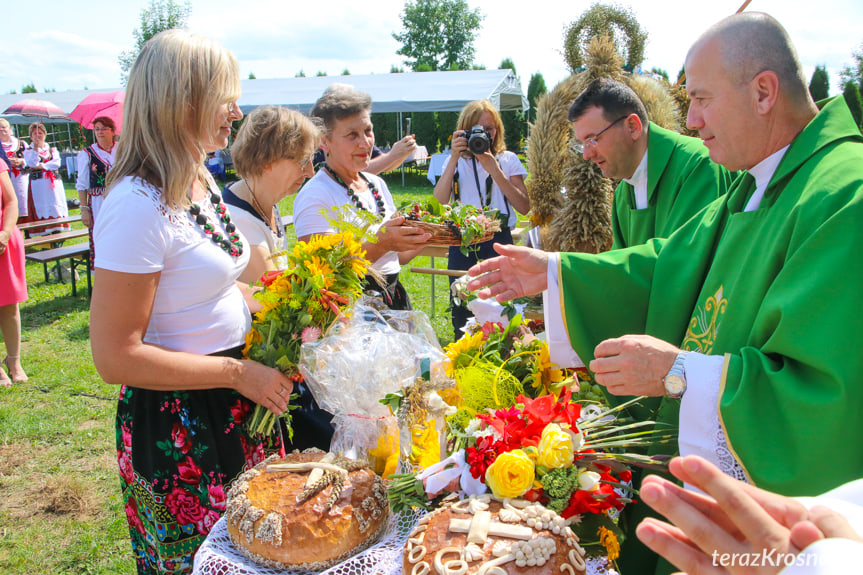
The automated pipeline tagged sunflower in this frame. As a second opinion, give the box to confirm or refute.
[443,330,485,377]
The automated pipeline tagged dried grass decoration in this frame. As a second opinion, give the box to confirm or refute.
[400,198,500,254]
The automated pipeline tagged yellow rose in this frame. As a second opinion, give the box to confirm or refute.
[536,423,575,469]
[485,449,535,499]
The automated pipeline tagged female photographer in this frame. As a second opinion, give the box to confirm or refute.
[433,99,529,338]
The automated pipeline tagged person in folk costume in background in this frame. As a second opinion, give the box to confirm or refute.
[76,116,117,265]
[22,122,70,235]
[0,118,30,218]
[89,30,293,574]
[432,99,529,340]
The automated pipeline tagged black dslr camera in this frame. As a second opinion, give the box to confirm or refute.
[462,124,491,155]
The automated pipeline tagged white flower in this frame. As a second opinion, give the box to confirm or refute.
[578,470,601,491]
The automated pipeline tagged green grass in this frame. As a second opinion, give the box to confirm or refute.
[0,173,456,574]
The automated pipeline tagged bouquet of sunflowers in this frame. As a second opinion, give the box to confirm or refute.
[243,230,371,438]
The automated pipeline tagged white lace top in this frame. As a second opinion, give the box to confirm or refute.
[94,176,251,355]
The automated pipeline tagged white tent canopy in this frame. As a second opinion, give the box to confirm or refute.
[0,69,528,124]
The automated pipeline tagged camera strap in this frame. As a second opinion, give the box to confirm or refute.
[451,157,511,228]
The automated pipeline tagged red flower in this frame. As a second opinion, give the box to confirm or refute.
[171,423,191,454]
[165,486,208,528]
[207,483,227,512]
[125,495,146,535]
[465,435,500,480]
[118,449,134,485]
[480,322,504,340]
[229,400,251,425]
[177,456,203,485]
[259,269,284,287]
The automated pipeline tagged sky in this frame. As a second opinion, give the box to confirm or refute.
[1,0,861,98]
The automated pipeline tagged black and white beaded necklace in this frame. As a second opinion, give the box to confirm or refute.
[323,163,385,216]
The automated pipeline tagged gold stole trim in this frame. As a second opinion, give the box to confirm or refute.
[557,255,572,346]
[717,353,754,484]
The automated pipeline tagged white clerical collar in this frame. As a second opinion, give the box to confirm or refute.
[623,149,649,209]
[744,145,789,212]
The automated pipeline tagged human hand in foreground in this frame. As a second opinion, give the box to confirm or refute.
[591,334,680,397]
[637,455,862,574]
[377,216,431,252]
[390,134,417,161]
[466,243,548,302]
[236,361,294,416]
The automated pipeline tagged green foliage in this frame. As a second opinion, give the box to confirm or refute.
[22,82,37,93]
[390,65,404,73]
[316,70,327,77]
[295,69,306,78]
[650,67,669,82]
[840,41,863,93]
[118,0,191,84]
[526,72,547,123]
[371,113,398,148]
[248,71,256,80]
[341,69,351,75]
[842,80,863,130]
[393,0,484,71]
[411,112,438,152]
[499,59,526,151]
[543,466,579,512]
[809,65,830,101]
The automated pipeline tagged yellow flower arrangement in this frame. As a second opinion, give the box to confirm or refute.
[536,423,575,469]
[484,449,536,498]
[244,230,371,438]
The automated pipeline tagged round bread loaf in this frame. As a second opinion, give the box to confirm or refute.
[226,450,389,570]
[403,495,586,575]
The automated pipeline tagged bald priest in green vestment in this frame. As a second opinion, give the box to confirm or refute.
[569,77,735,250]
[468,11,863,501]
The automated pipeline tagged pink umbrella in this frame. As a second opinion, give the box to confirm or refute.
[2,98,68,119]
[69,90,124,133]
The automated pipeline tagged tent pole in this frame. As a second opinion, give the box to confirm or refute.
[398,112,405,187]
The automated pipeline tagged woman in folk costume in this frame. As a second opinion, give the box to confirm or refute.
[22,122,70,235]
[0,118,30,218]
[76,116,116,263]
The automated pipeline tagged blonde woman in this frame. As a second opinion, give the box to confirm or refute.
[225,105,320,283]
[89,30,293,574]
[432,99,529,337]
[22,122,70,235]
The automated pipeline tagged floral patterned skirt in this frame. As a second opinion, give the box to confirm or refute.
[115,350,285,574]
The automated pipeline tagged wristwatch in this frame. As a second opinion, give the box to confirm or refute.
[663,351,690,399]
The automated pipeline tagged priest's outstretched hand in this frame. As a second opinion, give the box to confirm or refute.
[466,243,549,302]
[636,455,863,574]
[590,334,680,396]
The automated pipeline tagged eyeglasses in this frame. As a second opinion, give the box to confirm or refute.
[573,115,629,154]
[298,156,315,170]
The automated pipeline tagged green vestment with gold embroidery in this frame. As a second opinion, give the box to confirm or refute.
[559,97,863,497]
[611,122,734,249]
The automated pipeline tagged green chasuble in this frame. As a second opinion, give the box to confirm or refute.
[611,122,735,249]
[559,97,863,497]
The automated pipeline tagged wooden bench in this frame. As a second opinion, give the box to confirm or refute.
[17,215,82,232]
[25,243,92,297]
[23,228,89,249]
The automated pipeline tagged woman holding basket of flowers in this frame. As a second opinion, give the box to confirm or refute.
[293,83,430,311]
[433,99,530,338]
[89,30,293,574]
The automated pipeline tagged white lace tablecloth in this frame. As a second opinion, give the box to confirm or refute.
[193,509,618,575]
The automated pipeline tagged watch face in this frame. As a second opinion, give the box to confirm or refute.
[665,374,686,398]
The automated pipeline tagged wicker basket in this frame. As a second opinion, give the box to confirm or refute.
[409,219,499,247]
